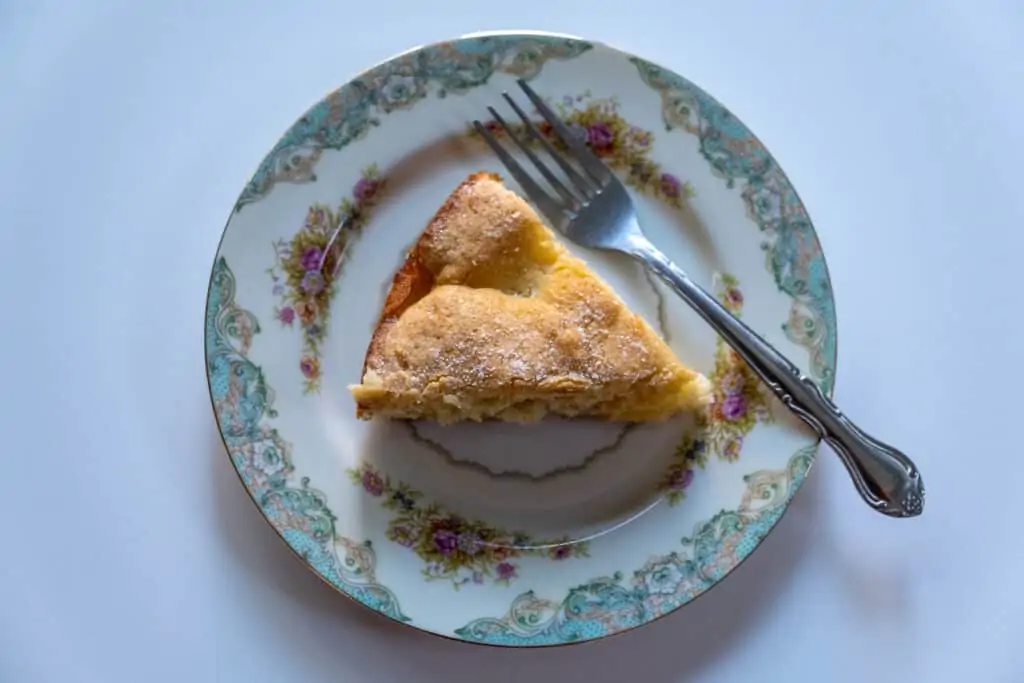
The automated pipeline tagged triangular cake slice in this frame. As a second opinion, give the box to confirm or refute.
[349,172,711,424]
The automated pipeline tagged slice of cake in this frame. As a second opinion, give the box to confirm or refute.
[349,172,711,424]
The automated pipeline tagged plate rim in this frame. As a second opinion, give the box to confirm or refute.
[204,28,838,648]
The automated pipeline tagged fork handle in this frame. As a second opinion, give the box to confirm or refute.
[630,239,924,518]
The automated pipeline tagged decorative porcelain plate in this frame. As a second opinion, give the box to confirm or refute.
[205,30,836,646]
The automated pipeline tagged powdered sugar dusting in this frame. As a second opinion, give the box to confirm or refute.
[352,174,707,421]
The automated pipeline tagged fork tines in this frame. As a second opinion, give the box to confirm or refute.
[473,79,613,227]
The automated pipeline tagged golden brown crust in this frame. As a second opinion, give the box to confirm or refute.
[355,173,497,416]
[351,171,711,423]
[356,257,433,417]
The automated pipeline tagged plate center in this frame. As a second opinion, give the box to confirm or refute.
[352,414,690,540]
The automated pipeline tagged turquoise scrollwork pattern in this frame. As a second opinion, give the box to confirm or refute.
[210,33,839,645]
[207,257,408,621]
[235,36,592,211]
[453,445,815,645]
[630,58,837,393]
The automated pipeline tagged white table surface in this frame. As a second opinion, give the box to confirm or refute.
[2,1,1022,681]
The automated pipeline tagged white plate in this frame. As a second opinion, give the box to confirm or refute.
[205,30,836,646]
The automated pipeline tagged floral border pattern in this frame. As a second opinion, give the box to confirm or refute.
[454,445,815,645]
[267,165,386,393]
[473,92,695,206]
[630,58,837,393]
[207,257,408,621]
[235,36,592,211]
[659,275,773,505]
[659,435,709,506]
[347,462,588,589]
[208,34,838,647]
[702,274,774,460]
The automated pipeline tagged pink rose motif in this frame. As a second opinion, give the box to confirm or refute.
[549,544,573,560]
[300,246,323,271]
[361,470,384,496]
[300,355,319,379]
[660,173,681,198]
[667,467,695,490]
[587,122,615,150]
[353,177,379,203]
[296,300,317,325]
[496,562,517,581]
[277,306,295,325]
[726,287,744,308]
[432,529,459,556]
[721,393,747,421]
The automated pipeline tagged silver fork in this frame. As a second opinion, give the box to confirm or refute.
[474,79,925,519]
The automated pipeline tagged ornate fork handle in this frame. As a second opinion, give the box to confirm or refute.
[630,237,925,518]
